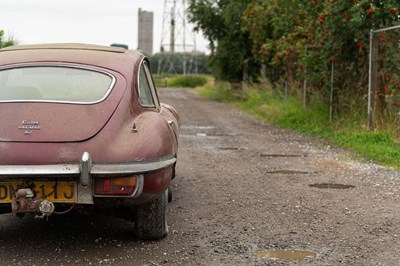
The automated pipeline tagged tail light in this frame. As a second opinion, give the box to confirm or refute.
[94,176,138,196]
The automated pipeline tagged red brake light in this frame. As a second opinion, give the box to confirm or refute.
[104,179,111,193]
[94,176,137,196]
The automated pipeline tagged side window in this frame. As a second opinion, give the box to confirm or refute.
[138,61,159,108]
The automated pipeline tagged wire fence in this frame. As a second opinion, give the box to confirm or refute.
[270,25,400,132]
[368,25,400,131]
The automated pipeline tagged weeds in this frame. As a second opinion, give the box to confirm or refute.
[197,80,400,169]
[154,74,208,88]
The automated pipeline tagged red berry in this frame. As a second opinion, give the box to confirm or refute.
[384,85,390,94]
[367,8,374,14]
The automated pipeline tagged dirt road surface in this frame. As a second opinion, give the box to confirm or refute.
[1,88,400,265]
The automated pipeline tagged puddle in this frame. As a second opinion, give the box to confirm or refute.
[266,170,312,175]
[182,125,216,130]
[254,250,317,261]
[211,132,238,137]
[260,153,305,158]
[309,183,355,189]
[180,133,224,138]
[218,147,246,151]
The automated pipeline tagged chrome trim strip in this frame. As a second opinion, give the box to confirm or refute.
[0,64,116,105]
[91,157,176,175]
[0,156,176,176]
[0,165,80,176]
[137,58,160,108]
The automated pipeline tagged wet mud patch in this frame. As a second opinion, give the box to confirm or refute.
[210,132,240,137]
[316,161,352,169]
[181,125,237,138]
[259,153,307,158]
[181,125,216,130]
[180,133,224,138]
[254,250,317,261]
[265,169,315,175]
[218,147,247,151]
[180,132,237,138]
[309,183,355,189]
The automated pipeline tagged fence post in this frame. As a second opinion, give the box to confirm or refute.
[303,46,307,107]
[242,59,249,91]
[285,69,288,100]
[368,30,378,130]
[329,60,335,121]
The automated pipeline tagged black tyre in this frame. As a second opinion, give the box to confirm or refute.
[167,186,173,202]
[134,190,168,240]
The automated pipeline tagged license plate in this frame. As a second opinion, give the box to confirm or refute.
[0,181,77,203]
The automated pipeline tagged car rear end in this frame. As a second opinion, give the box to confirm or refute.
[0,45,177,239]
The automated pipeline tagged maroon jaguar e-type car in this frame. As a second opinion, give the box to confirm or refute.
[0,43,179,240]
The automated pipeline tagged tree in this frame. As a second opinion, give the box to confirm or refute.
[188,0,259,83]
[242,0,400,116]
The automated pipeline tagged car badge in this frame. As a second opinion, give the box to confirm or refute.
[18,120,41,135]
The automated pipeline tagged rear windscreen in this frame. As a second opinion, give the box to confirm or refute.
[0,66,114,103]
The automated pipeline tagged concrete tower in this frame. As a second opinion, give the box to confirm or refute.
[138,8,154,55]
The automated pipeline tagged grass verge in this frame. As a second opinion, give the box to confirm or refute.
[197,81,400,169]
[154,74,208,88]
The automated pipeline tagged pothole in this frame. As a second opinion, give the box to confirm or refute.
[266,169,313,175]
[309,183,355,189]
[259,153,306,158]
[180,133,210,138]
[181,133,225,138]
[254,250,317,261]
[218,147,246,151]
[211,132,239,137]
[181,125,216,130]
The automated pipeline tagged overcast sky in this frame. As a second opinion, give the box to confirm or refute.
[0,0,208,53]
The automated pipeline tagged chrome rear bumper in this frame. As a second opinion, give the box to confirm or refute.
[0,152,176,205]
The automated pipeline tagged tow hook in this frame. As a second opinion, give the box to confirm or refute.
[11,188,55,219]
[11,188,37,213]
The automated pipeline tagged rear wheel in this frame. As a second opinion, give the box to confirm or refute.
[134,190,168,240]
[167,186,173,202]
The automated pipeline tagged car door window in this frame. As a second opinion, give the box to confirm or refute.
[138,61,159,108]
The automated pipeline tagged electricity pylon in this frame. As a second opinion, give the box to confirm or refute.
[158,0,198,74]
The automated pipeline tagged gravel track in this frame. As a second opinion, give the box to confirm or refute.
[1,88,399,265]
